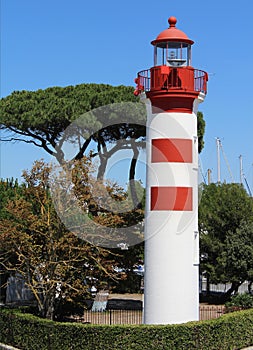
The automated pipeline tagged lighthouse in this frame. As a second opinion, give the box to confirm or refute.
[134,16,208,324]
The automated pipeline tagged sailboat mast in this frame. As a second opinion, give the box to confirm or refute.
[239,155,243,184]
[216,137,221,182]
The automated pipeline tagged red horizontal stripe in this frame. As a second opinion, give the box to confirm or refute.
[151,186,193,211]
[152,138,192,163]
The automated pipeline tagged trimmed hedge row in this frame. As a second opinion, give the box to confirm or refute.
[0,308,253,350]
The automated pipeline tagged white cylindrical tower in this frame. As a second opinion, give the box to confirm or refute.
[134,16,208,324]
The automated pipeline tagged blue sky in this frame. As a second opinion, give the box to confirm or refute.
[1,0,253,192]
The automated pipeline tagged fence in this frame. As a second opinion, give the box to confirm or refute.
[199,305,225,321]
[200,280,250,294]
[65,305,225,325]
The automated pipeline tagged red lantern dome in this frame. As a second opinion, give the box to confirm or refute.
[151,17,194,46]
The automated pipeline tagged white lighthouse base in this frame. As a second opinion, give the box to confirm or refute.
[143,105,200,325]
[144,212,199,324]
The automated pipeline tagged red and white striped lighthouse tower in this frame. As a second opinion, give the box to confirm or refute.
[135,16,208,324]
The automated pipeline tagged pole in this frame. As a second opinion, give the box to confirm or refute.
[207,169,212,185]
[216,138,221,183]
[239,155,243,184]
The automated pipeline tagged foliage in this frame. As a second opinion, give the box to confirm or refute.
[0,178,25,220]
[1,307,253,350]
[220,221,253,287]
[0,179,27,303]
[225,293,253,313]
[50,156,144,248]
[199,182,253,294]
[0,84,144,162]
[0,159,130,319]
[197,111,205,153]
[51,156,145,292]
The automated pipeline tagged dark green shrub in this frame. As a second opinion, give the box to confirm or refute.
[225,292,253,313]
[0,307,253,350]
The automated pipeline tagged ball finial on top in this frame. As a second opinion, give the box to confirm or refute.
[168,16,177,27]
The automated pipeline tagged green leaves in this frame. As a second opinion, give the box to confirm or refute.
[225,292,253,313]
[197,111,205,153]
[220,221,253,284]
[1,308,253,350]
[199,183,253,287]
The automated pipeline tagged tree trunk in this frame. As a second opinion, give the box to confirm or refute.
[96,136,109,180]
[129,143,140,209]
[206,275,210,296]
[97,154,108,180]
[248,281,252,294]
[45,299,55,320]
[38,293,55,320]
[74,136,92,160]
[225,281,241,299]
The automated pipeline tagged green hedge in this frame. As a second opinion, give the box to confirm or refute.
[0,308,253,350]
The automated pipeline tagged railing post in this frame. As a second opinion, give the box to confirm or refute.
[109,309,112,325]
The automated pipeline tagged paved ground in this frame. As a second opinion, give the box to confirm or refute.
[108,293,143,300]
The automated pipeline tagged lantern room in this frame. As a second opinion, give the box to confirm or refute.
[134,16,208,113]
[152,16,193,67]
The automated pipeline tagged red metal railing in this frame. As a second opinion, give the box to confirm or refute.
[135,67,208,95]
[194,69,208,94]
